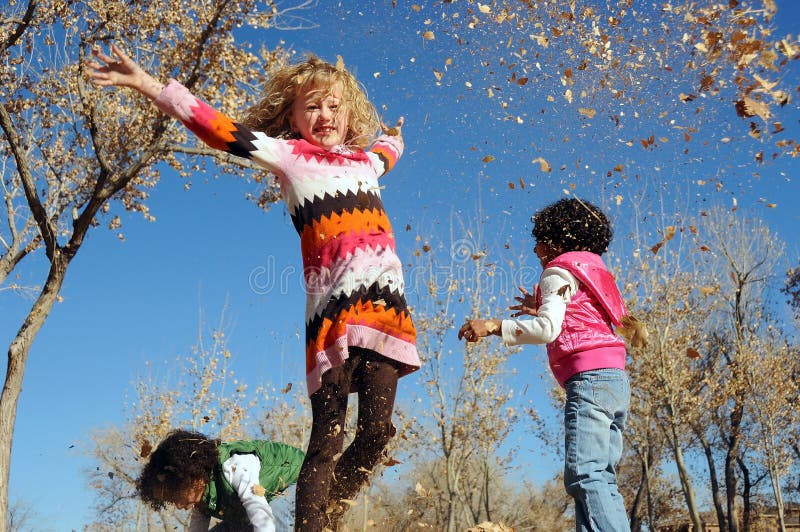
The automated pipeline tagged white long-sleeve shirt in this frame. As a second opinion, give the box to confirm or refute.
[188,454,276,532]
[501,267,578,345]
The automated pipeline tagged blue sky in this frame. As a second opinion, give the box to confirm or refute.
[3,1,799,529]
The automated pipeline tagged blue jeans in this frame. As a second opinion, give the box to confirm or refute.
[563,369,631,532]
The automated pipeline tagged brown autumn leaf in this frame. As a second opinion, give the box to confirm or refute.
[422,244,431,252]
[532,157,552,172]
[140,440,153,458]
[383,456,402,467]
[697,286,717,296]
[578,107,596,118]
[687,347,701,359]
[422,30,435,40]
[482,155,495,163]
[280,382,292,394]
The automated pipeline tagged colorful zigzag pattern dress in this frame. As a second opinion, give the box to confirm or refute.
[155,80,419,395]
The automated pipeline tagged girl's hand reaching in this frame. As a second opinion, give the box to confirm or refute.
[381,116,404,137]
[85,43,164,100]
[458,319,501,342]
[509,285,538,317]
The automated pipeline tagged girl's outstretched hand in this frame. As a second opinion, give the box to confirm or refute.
[509,285,538,317]
[458,319,501,342]
[381,116,404,137]
[85,43,164,100]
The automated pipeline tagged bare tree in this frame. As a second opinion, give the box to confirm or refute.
[0,1,301,524]
[690,208,788,532]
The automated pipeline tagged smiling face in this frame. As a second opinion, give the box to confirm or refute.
[290,83,349,149]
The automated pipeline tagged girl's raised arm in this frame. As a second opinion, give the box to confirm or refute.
[85,43,164,101]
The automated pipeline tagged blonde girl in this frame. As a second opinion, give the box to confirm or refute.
[87,45,420,532]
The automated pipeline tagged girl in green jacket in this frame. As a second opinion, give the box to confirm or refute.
[136,429,305,531]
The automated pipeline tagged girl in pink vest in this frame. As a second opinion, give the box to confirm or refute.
[460,198,642,532]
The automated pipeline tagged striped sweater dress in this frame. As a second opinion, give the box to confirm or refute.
[154,80,420,395]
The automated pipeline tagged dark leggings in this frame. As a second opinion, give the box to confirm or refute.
[295,347,400,531]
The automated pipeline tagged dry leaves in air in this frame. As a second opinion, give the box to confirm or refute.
[532,157,551,172]
[383,456,402,467]
[139,440,153,458]
[415,482,431,497]
[650,226,677,254]
[482,155,495,163]
[686,347,701,359]
[422,30,435,40]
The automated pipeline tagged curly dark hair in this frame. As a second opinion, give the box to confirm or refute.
[531,198,613,255]
[136,429,220,511]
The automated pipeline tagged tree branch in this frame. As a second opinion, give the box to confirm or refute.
[0,102,58,259]
[0,0,38,56]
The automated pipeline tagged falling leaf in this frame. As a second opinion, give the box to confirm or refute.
[697,286,716,296]
[640,135,655,148]
[518,177,525,189]
[482,155,495,163]
[140,440,153,458]
[433,69,442,82]
[578,108,596,118]
[422,31,435,40]
[766,203,777,208]
[422,244,431,252]
[337,499,358,507]
[281,382,292,394]
[532,157,551,172]
[252,484,267,496]
[415,482,431,497]
[735,96,771,121]
[686,347,701,359]
[383,456,402,467]
[508,182,515,189]
[478,3,491,13]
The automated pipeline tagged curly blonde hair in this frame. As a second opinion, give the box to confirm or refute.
[241,55,380,149]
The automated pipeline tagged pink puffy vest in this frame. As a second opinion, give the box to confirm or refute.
[540,251,628,386]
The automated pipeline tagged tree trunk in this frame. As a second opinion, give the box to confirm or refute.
[738,457,752,532]
[725,403,744,532]
[0,250,69,531]
[698,430,728,531]
[629,454,649,532]
[668,421,704,531]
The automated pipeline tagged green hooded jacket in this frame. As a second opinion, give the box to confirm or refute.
[200,440,305,524]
